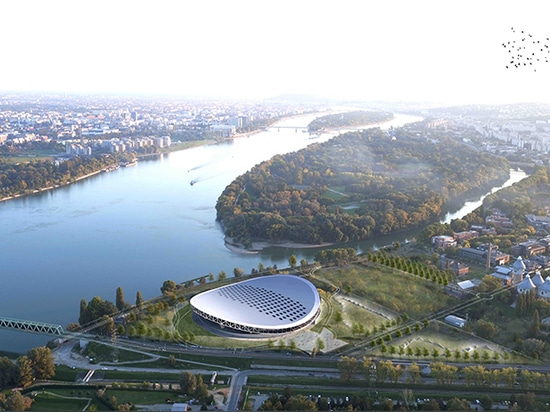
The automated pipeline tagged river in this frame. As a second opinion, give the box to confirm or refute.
[441,169,528,223]
[0,111,518,353]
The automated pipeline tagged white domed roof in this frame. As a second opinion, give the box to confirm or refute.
[190,275,320,334]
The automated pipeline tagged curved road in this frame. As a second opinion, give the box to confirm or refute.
[53,339,339,411]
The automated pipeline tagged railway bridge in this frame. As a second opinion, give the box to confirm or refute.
[0,316,64,336]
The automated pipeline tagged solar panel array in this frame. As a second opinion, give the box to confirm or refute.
[218,283,307,322]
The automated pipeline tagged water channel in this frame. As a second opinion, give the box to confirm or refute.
[0,112,523,353]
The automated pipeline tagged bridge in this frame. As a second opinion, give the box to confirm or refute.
[269,125,310,131]
[0,316,64,336]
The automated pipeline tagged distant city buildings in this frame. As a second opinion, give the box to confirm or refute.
[0,93,321,158]
[423,103,550,165]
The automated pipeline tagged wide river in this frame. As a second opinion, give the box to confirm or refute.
[0,112,520,353]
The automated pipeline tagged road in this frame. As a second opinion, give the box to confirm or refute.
[53,339,340,411]
[53,337,550,411]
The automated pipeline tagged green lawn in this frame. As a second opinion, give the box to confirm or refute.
[29,387,180,411]
[99,388,179,405]
[82,341,156,363]
[173,304,267,350]
[0,148,65,163]
[319,264,458,319]
[29,389,103,411]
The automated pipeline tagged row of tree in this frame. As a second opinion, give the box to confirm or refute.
[77,286,151,335]
[365,250,454,286]
[338,356,549,391]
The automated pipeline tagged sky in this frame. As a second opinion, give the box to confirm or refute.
[1,0,549,105]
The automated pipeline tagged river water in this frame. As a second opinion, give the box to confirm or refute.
[0,111,518,353]
[441,169,528,223]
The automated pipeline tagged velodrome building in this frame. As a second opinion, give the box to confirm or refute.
[189,274,321,336]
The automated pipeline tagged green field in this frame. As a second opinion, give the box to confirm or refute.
[318,264,457,319]
[29,387,180,411]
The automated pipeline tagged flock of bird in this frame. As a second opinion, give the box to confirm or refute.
[503,27,550,71]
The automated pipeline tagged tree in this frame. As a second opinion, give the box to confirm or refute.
[27,346,55,380]
[79,296,117,327]
[179,371,197,395]
[115,286,126,311]
[161,280,177,295]
[408,362,422,384]
[99,314,115,335]
[218,270,227,281]
[4,391,31,411]
[523,338,546,359]
[316,338,325,353]
[450,218,469,232]
[136,290,143,310]
[233,267,244,278]
[479,394,493,411]
[423,398,441,410]
[284,394,318,410]
[430,362,457,385]
[194,374,209,401]
[79,298,87,325]
[473,319,498,340]
[517,392,537,411]
[529,309,541,337]
[0,356,18,387]
[446,398,471,411]
[337,356,359,382]
[16,356,33,388]
[288,254,297,268]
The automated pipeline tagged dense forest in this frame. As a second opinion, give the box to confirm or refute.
[483,165,550,220]
[216,123,511,247]
[308,110,393,132]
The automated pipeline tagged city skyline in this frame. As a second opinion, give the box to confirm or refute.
[1,0,549,105]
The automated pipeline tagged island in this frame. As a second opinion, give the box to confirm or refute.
[216,119,511,250]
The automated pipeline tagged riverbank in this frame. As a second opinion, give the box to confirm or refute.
[0,168,107,203]
[224,236,334,254]
[0,124,290,204]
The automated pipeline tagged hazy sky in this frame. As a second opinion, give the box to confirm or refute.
[1,0,549,104]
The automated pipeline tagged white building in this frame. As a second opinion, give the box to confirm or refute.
[444,315,466,328]
[190,275,320,335]
[517,274,536,294]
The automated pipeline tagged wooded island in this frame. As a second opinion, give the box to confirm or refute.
[216,119,511,248]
